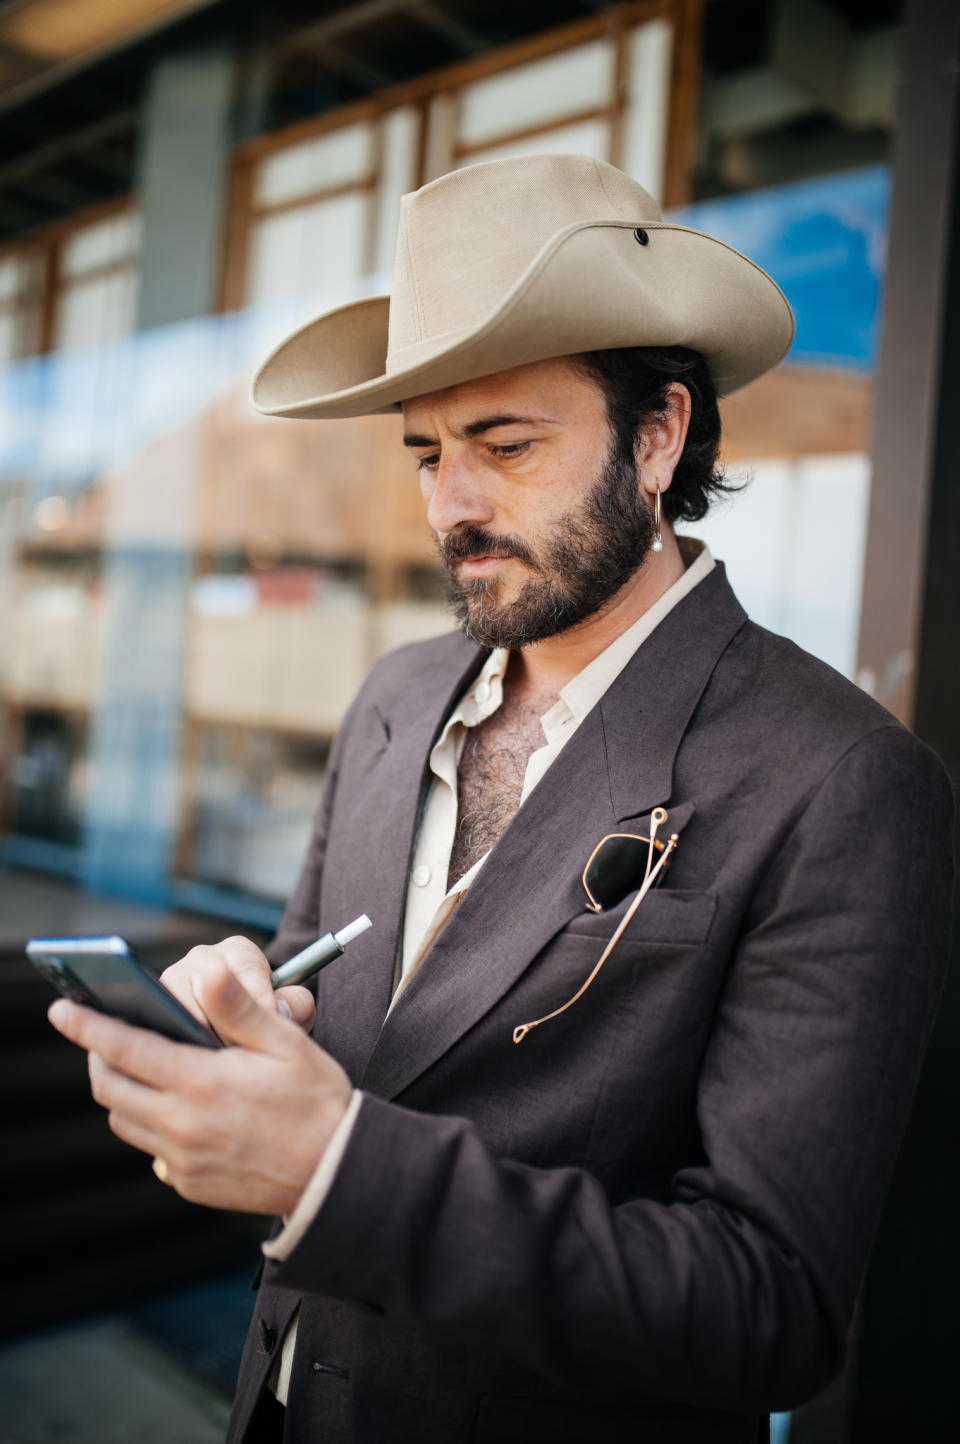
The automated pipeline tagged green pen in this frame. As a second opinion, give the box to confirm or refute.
[270,914,372,989]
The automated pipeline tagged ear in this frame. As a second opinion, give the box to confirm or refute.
[636,383,691,498]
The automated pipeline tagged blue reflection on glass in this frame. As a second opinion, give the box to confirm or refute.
[673,165,890,370]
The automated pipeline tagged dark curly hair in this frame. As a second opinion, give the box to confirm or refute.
[571,346,738,523]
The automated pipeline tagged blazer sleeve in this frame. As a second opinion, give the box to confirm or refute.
[267,724,954,1413]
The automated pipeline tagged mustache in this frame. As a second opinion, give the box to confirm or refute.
[440,525,536,569]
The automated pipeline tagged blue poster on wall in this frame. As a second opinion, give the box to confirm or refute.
[673,165,890,371]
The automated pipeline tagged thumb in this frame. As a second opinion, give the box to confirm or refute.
[197,961,298,1057]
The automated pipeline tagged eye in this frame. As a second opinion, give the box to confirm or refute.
[415,454,440,471]
[490,441,531,460]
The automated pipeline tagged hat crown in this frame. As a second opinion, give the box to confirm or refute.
[386,154,662,365]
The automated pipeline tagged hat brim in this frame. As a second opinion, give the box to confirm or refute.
[252,221,794,420]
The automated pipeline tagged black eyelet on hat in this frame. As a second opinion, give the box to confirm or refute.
[633,228,649,245]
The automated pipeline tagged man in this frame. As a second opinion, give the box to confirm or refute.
[49,156,953,1444]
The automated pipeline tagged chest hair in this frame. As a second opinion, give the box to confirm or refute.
[447,683,557,888]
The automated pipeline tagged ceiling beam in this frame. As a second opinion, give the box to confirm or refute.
[275,0,414,58]
[315,40,395,92]
[12,166,94,208]
[0,108,135,193]
[405,2,488,56]
[78,141,135,182]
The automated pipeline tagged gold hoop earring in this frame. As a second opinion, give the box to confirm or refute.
[652,484,663,552]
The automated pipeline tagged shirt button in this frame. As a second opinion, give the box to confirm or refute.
[473,680,491,703]
[412,864,432,886]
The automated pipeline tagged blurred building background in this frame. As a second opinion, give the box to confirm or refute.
[0,2,957,1441]
[0,0,901,920]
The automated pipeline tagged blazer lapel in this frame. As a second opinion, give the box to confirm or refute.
[360,564,747,1100]
[318,632,483,1084]
[359,708,615,1098]
[601,562,747,822]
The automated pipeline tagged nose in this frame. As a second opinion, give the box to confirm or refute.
[423,453,496,536]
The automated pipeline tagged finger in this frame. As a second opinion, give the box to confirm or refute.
[88,1050,167,1126]
[49,998,202,1091]
[158,955,211,1023]
[161,936,276,1024]
[88,1050,225,1181]
[214,936,278,1009]
[275,984,316,1031]
[106,1108,164,1162]
[195,960,301,1058]
[89,1054,167,1156]
[106,1107,213,1206]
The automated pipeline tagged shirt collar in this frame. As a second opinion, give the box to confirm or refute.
[435,645,509,745]
[439,540,714,742]
[558,540,715,728]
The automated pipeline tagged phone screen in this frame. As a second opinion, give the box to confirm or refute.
[28,936,221,1049]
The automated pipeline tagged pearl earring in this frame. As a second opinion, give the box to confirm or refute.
[652,484,663,552]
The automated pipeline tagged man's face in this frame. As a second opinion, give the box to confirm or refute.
[402,359,655,649]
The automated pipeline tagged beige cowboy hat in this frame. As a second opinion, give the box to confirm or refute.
[252,153,794,420]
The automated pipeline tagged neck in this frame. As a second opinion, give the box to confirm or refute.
[510,523,686,696]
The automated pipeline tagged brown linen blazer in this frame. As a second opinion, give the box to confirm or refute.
[227,563,953,1444]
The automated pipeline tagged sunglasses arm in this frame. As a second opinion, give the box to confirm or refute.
[513,831,679,1045]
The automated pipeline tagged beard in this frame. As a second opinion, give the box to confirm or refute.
[439,439,656,650]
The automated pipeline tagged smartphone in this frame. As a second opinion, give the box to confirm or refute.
[27,935,221,1048]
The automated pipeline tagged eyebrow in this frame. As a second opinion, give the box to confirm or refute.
[402,414,556,447]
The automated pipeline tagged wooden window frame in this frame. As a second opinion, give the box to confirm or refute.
[0,239,45,362]
[0,194,138,360]
[219,0,703,312]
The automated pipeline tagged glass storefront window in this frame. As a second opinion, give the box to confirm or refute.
[186,725,330,904]
[7,708,89,850]
[0,1,896,914]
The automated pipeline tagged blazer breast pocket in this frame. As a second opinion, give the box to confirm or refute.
[560,888,718,948]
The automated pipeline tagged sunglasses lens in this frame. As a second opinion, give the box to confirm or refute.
[584,835,653,910]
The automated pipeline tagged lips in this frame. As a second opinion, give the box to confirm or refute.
[458,553,518,576]
[440,525,534,571]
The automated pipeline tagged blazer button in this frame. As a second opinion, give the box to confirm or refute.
[258,1319,276,1353]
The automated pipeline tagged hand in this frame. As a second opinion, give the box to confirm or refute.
[161,934,316,1035]
[47,958,352,1215]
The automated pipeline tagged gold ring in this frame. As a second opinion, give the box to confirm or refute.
[152,1156,172,1186]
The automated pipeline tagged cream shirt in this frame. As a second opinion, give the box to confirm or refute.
[264,541,715,1402]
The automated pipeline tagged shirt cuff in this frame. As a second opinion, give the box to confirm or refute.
[262,1089,364,1261]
